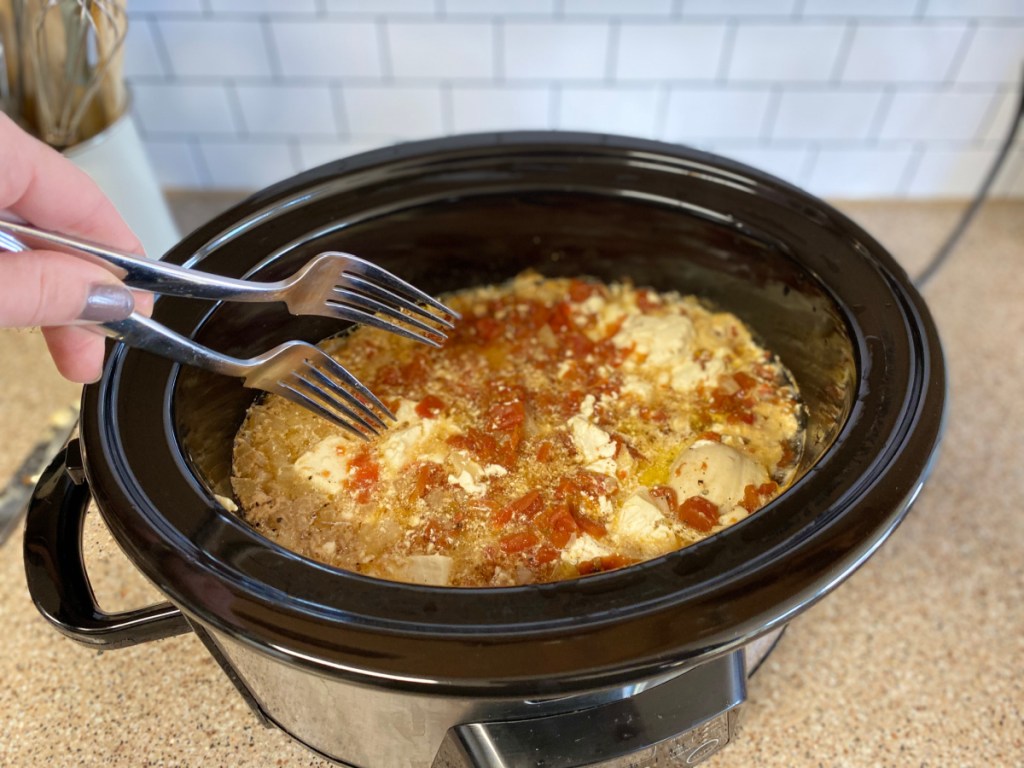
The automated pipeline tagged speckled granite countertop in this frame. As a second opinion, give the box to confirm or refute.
[0,198,1021,767]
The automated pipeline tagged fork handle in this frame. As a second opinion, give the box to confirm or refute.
[0,219,284,301]
[100,312,247,378]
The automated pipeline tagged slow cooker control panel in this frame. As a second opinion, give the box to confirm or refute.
[433,653,745,768]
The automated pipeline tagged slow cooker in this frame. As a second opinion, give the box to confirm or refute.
[23,132,945,768]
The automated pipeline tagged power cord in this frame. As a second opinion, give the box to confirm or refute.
[915,62,1024,288]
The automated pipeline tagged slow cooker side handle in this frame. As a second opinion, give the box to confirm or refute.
[22,439,192,648]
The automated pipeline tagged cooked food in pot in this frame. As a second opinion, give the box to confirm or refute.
[231,272,805,587]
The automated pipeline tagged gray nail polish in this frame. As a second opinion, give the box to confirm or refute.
[78,283,135,323]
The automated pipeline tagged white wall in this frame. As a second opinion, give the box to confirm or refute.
[124,0,1024,197]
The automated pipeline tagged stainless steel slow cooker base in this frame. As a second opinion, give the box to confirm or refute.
[203,625,783,768]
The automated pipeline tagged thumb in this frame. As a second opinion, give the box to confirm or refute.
[0,250,134,327]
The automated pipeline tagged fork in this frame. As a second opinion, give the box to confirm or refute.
[0,224,393,437]
[0,218,458,347]
[104,312,393,438]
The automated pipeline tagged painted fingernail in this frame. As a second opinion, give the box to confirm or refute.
[78,283,135,323]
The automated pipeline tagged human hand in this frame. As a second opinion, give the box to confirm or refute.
[1,111,148,383]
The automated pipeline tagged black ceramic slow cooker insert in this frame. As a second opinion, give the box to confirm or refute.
[24,132,944,768]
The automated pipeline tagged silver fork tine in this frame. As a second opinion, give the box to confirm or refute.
[333,275,456,330]
[301,358,393,427]
[96,312,393,435]
[280,381,375,439]
[326,294,447,347]
[335,255,460,322]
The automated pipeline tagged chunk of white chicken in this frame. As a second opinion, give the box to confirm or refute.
[668,439,769,509]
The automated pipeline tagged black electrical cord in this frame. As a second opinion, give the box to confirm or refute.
[915,63,1024,288]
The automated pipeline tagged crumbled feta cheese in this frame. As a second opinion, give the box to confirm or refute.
[561,533,612,565]
[294,435,356,495]
[379,398,452,472]
[668,440,768,509]
[398,554,453,586]
[579,393,597,418]
[214,494,239,512]
[567,415,618,475]
[669,352,727,392]
[447,450,493,495]
[612,492,678,555]
[613,313,695,367]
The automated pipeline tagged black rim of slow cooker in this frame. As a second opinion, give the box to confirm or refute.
[80,132,945,695]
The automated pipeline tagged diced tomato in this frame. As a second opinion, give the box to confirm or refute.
[570,508,608,539]
[709,383,757,425]
[568,278,600,303]
[500,530,539,554]
[493,489,544,527]
[534,543,560,564]
[416,394,445,419]
[409,461,447,500]
[535,440,553,462]
[577,554,634,575]
[648,485,678,514]
[741,481,779,513]
[473,315,503,342]
[733,371,758,392]
[345,449,380,504]
[419,517,454,548]
[697,431,722,443]
[547,301,579,335]
[677,496,720,532]
[401,353,431,386]
[635,289,660,312]
[487,400,526,431]
[372,363,403,389]
[448,429,499,465]
[540,502,579,548]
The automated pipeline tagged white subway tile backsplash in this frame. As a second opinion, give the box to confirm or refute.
[296,139,394,172]
[158,20,272,78]
[326,0,437,13]
[450,87,553,132]
[141,140,206,189]
[209,0,318,13]
[129,0,203,12]
[123,19,166,78]
[557,87,661,135]
[504,22,610,80]
[199,140,298,188]
[880,90,998,141]
[341,86,445,138]
[710,145,810,185]
[272,21,382,78]
[923,0,1024,18]
[905,146,998,196]
[683,0,797,16]
[235,85,338,136]
[132,84,238,135]
[800,0,919,17]
[445,0,556,14]
[807,147,915,197]
[663,88,773,141]
[388,22,494,79]
[118,3,1023,197]
[983,88,1024,142]
[954,26,1024,83]
[727,23,846,82]
[841,24,969,83]
[562,0,673,15]
[615,24,728,81]
[772,90,884,140]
